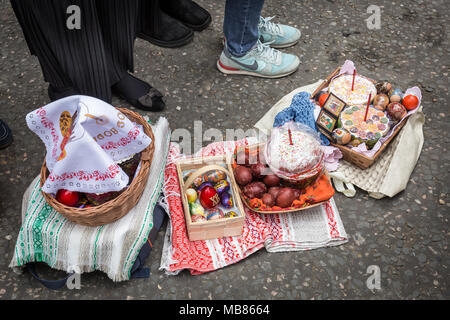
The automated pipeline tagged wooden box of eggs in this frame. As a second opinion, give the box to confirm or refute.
[313,67,420,169]
[175,155,245,241]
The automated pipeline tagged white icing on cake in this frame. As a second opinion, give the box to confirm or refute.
[329,74,377,106]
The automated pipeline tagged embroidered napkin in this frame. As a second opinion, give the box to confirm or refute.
[26,95,152,194]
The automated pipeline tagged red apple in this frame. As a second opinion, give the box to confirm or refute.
[56,189,79,207]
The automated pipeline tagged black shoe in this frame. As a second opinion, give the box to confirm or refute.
[161,0,212,32]
[137,0,194,48]
[48,85,79,102]
[112,73,165,112]
[0,119,13,149]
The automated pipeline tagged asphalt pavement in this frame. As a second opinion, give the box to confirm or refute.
[0,0,448,300]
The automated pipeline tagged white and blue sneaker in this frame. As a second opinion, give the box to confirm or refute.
[258,16,301,49]
[217,40,300,78]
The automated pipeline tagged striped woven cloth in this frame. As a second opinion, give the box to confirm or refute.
[9,117,171,282]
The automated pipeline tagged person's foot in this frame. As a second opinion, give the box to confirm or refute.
[0,119,13,149]
[217,40,300,78]
[137,3,193,48]
[112,73,165,112]
[258,16,301,49]
[161,0,211,31]
[48,85,79,101]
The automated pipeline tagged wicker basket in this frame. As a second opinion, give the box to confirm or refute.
[176,155,245,241]
[312,67,408,169]
[40,108,155,227]
[233,143,332,214]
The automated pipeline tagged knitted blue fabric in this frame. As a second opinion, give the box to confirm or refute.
[273,91,330,145]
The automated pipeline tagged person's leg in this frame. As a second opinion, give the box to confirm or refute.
[137,0,194,48]
[10,0,112,102]
[218,0,300,79]
[161,0,211,32]
[96,0,165,111]
[223,0,264,57]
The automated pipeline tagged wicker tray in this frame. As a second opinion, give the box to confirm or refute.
[312,67,408,169]
[232,143,333,214]
[40,108,155,227]
[176,155,245,241]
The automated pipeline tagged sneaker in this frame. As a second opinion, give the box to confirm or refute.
[258,16,301,49]
[217,40,300,78]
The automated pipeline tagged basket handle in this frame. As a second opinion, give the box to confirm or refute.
[183,164,231,193]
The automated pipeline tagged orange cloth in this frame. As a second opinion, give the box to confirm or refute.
[297,174,335,206]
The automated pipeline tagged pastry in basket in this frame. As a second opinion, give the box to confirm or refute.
[328,74,377,106]
[338,105,390,149]
[264,122,324,188]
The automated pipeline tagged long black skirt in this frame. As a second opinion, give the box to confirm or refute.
[10,0,139,102]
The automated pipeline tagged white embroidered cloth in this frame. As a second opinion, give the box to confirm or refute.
[26,95,152,194]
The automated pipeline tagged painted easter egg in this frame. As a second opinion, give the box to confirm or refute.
[402,94,419,110]
[206,208,224,220]
[373,94,389,110]
[332,128,352,145]
[389,88,403,103]
[387,102,407,122]
[214,180,230,194]
[220,192,233,209]
[186,188,197,203]
[199,186,220,209]
[189,202,205,216]
[224,211,238,218]
[191,214,207,223]
[319,93,329,107]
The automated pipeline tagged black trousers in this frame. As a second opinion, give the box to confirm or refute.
[11,0,139,103]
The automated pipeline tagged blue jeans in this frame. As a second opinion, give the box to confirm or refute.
[224,0,265,57]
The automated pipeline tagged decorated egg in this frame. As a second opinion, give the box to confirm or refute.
[197,181,213,192]
[214,180,230,194]
[220,191,233,209]
[375,81,392,95]
[402,94,419,110]
[373,94,389,111]
[319,93,329,107]
[386,102,407,122]
[191,214,207,223]
[199,186,220,209]
[186,188,197,203]
[331,128,352,145]
[206,208,224,220]
[389,88,403,103]
[189,202,205,216]
[224,211,238,218]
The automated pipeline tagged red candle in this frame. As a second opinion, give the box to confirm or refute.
[351,69,356,91]
[364,93,372,122]
[288,129,293,145]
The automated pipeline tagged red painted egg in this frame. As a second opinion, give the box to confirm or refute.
[402,94,419,110]
[319,93,329,107]
[56,189,79,207]
[199,186,220,209]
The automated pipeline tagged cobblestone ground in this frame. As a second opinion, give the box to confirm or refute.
[0,0,448,300]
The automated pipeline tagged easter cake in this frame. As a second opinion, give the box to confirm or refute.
[328,74,377,106]
[338,105,390,149]
[265,124,324,187]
